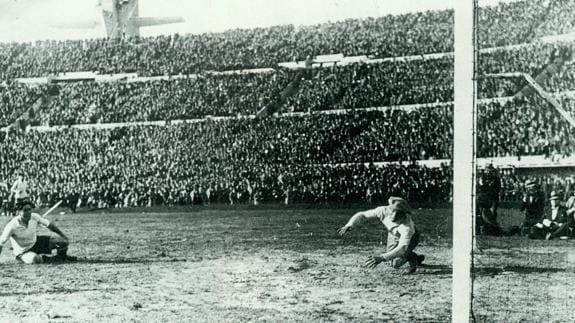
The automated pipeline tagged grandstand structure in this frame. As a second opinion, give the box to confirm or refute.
[0,0,575,209]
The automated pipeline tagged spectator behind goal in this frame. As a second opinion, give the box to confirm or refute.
[529,191,572,240]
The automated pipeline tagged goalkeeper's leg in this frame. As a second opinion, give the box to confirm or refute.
[389,232,424,273]
[406,232,423,273]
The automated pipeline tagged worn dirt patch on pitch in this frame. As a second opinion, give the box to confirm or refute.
[0,207,452,322]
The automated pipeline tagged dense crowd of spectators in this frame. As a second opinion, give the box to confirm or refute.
[1,0,574,209]
[39,73,288,125]
[38,59,454,125]
[479,43,573,76]
[328,108,452,162]
[0,0,574,79]
[0,82,46,127]
[477,97,575,158]
[477,42,573,96]
[477,0,575,47]
[556,94,575,117]
[286,58,453,112]
[1,92,573,208]
[477,0,549,48]
[30,91,575,162]
[544,63,575,92]
[478,77,525,99]
[5,39,566,127]
[531,0,575,39]
[0,1,572,128]
[0,120,452,208]
[499,172,575,203]
[0,11,453,79]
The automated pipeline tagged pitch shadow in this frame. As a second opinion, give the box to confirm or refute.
[418,264,452,276]
[44,257,188,266]
[0,287,123,297]
[473,265,565,276]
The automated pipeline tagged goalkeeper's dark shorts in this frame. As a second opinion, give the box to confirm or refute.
[16,236,53,263]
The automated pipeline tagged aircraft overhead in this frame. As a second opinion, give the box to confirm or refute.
[53,0,184,38]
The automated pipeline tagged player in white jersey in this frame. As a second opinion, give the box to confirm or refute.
[10,173,30,210]
[0,201,77,264]
[338,197,425,273]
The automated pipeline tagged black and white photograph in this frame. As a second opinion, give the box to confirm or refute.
[469,0,575,322]
[0,0,572,321]
[0,0,455,321]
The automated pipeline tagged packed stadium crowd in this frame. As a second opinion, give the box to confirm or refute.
[7,51,567,128]
[34,59,453,126]
[477,77,525,99]
[2,39,571,128]
[479,43,573,77]
[0,120,452,209]
[475,0,575,47]
[286,58,453,112]
[0,82,45,127]
[1,0,575,211]
[0,11,453,79]
[0,0,574,80]
[477,97,575,158]
[531,0,575,39]
[499,172,575,202]
[38,73,287,125]
[545,63,575,92]
[0,1,572,127]
[556,94,575,120]
[2,89,574,209]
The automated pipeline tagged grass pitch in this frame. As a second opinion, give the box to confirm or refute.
[0,205,452,322]
[472,207,575,322]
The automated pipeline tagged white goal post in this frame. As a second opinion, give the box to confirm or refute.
[453,0,477,322]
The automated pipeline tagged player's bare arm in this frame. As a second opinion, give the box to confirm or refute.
[47,223,69,241]
[0,225,11,257]
[338,210,378,236]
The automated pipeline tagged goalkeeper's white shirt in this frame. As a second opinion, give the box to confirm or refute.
[0,213,50,256]
[365,206,416,251]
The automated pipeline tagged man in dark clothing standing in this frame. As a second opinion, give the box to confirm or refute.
[476,164,503,235]
[520,179,546,236]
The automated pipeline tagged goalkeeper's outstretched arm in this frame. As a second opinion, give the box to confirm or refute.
[338,210,378,236]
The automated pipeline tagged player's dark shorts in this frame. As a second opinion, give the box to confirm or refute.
[15,236,53,262]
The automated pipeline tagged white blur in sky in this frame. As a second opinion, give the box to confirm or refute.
[0,0,517,42]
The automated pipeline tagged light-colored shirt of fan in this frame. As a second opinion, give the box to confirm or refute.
[11,178,29,199]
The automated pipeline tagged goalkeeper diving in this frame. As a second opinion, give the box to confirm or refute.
[338,197,425,274]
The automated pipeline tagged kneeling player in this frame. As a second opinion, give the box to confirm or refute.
[338,197,424,274]
[0,201,77,264]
